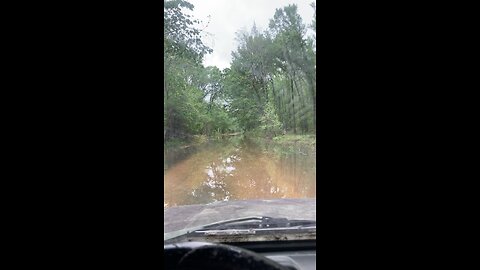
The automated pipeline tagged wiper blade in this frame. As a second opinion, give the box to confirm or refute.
[198,216,315,231]
[164,216,316,243]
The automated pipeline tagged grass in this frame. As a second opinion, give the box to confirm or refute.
[273,134,316,147]
[244,133,316,156]
[164,138,189,148]
[165,133,316,155]
[271,134,316,155]
[164,134,209,150]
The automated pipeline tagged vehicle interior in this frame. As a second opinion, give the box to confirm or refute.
[164,214,316,270]
[164,240,316,270]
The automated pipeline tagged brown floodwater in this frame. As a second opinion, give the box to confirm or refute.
[164,136,316,208]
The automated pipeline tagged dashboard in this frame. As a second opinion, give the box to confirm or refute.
[164,241,316,270]
[264,251,316,270]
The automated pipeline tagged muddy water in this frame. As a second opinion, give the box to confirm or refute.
[164,136,316,208]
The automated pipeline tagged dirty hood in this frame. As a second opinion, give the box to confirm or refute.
[164,198,316,234]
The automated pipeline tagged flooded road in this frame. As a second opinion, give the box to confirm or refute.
[164,136,316,208]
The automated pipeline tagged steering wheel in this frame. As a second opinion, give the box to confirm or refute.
[164,242,288,270]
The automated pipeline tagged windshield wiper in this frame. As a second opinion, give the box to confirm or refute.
[197,216,315,231]
[164,216,316,243]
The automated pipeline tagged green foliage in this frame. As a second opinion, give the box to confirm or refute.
[164,0,212,62]
[164,1,316,143]
[259,101,282,138]
[310,2,316,33]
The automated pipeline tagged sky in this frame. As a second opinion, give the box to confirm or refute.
[185,0,315,70]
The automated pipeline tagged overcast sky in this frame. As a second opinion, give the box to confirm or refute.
[185,0,315,70]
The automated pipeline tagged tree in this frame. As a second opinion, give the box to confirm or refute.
[259,101,282,138]
[269,4,316,132]
[164,1,316,141]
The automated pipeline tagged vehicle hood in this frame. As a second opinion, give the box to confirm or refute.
[164,198,316,233]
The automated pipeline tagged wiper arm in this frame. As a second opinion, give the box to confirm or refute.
[164,216,317,243]
[164,216,316,243]
[199,216,316,230]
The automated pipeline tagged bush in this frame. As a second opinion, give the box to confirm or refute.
[259,101,282,138]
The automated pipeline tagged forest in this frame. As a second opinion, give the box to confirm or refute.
[164,0,316,144]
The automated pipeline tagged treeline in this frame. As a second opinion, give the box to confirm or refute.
[164,0,316,141]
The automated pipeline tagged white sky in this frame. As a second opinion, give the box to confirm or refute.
[185,0,315,70]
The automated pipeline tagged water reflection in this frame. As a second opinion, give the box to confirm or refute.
[164,137,316,208]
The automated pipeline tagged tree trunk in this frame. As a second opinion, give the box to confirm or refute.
[291,78,296,134]
[308,77,316,132]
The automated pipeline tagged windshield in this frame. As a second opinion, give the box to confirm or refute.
[164,0,316,243]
